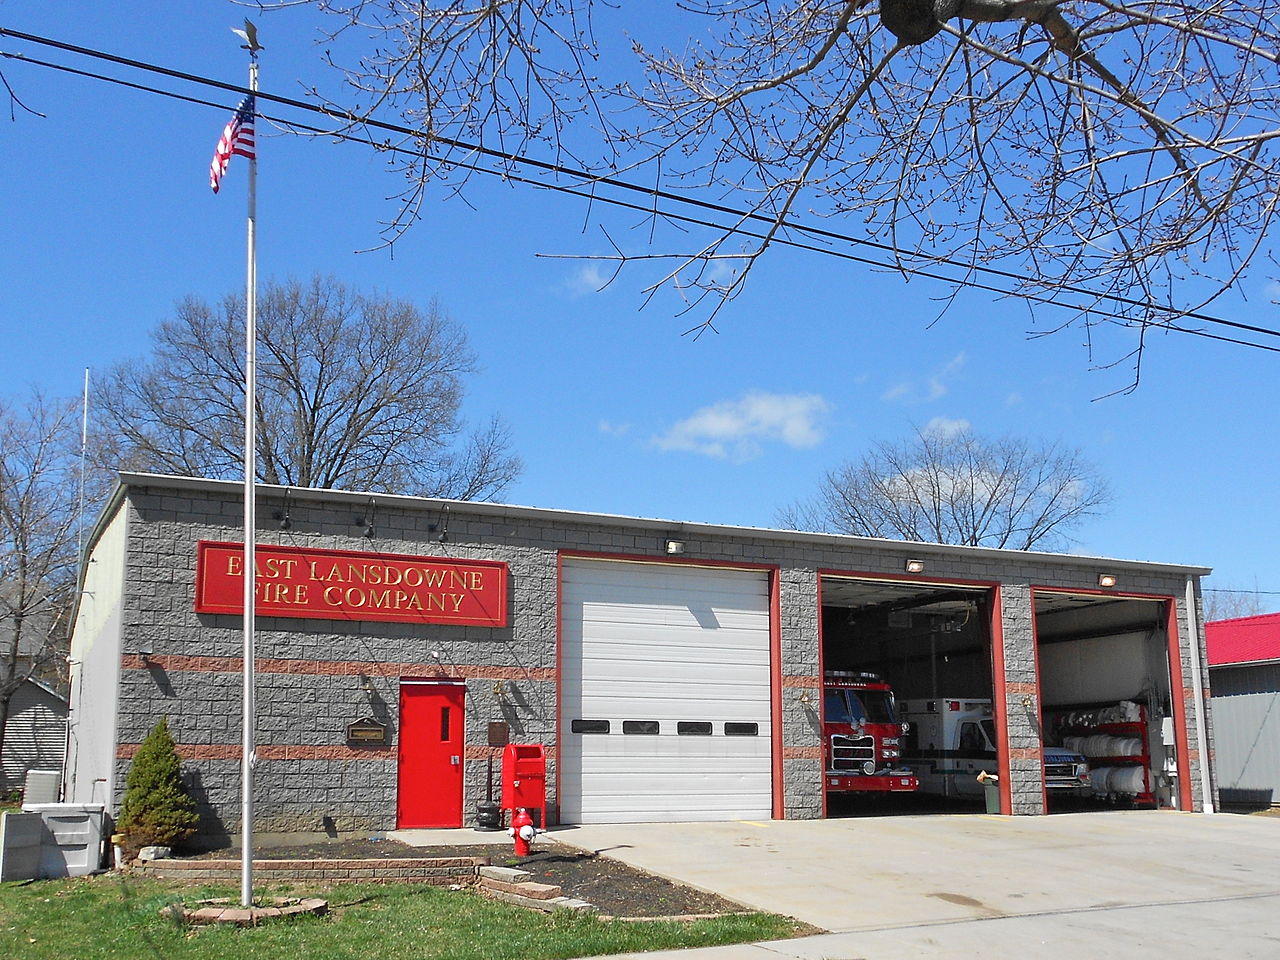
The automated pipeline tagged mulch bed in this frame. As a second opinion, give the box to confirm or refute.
[184,837,749,918]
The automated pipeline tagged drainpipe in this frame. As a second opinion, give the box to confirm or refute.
[1184,576,1215,814]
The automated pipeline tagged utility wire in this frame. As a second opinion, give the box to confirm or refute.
[1203,588,1280,595]
[3,26,1280,351]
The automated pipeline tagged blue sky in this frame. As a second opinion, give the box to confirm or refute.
[1,1,1277,607]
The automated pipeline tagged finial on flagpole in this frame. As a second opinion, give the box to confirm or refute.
[232,19,264,56]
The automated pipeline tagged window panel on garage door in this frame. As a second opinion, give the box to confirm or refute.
[560,558,772,823]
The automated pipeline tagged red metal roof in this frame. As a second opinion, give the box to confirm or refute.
[1206,612,1280,666]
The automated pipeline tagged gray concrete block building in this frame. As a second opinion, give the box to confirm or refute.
[65,473,1216,841]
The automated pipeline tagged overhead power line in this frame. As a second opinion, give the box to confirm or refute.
[3,25,1280,353]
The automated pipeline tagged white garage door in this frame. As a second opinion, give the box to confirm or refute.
[560,558,773,823]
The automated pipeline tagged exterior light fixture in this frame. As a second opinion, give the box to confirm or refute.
[358,497,376,538]
[276,488,292,529]
[797,689,814,707]
[492,680,507,698]
[1097,573,1118,588]
[905,559,926,574]
[665,539,686,555]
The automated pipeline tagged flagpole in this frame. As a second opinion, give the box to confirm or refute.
[241,48,259,910]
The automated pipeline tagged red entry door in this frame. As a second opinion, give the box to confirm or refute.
[398,682,465,828]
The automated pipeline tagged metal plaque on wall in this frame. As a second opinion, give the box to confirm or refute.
[346,717,390,746]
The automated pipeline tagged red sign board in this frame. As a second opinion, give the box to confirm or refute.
[195,541,508,626]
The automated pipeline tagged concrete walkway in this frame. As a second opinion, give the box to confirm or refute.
[546,811,1280,959]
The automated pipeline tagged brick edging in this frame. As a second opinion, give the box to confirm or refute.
[131,856,486,884]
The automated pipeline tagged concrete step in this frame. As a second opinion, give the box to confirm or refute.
[480,876,562,899]
[480,887,596,913]
[478,865,533,883]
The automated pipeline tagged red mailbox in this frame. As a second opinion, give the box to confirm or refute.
[501,743,547,828]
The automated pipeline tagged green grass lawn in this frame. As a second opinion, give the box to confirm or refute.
[0,875,806,960]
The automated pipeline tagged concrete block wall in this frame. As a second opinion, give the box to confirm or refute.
[997,584,1047,815]
[103,476,1212,838]
[114,485,562,839]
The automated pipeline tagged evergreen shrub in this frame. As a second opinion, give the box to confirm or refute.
[116,717,199,852]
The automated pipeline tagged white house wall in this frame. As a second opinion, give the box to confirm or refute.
[65,503,127,807]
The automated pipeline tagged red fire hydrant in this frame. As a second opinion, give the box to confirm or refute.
[508,806,538,857]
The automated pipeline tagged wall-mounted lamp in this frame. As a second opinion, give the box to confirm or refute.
[358,673,376,695]
[132,641,153,661]
[274,488,293,530]
[665,539,686,555]
[356,497,376,538]
[1097,573,1118,589]
[905,559,926,574]
[797,689,814,707]
[492,680,507,698]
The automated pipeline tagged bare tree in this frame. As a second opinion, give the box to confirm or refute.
[283,2,1280,381]
[0,393,81,777]
[1203,585,1272,623]
[94,275,521,500]
[779,423,1110,550]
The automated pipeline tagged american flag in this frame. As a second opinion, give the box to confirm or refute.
[209,96,256,194]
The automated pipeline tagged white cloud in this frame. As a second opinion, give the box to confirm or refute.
[882,352,967,403]
[564,263,610,297]
[705,257,743,285]
[598,419,630,437]
[923,417,971,439]
[1006,392,1023,406]
[882,382,911,402]
[928,352,967,399]
[1265,280,1280,302]
[654,391,831,461]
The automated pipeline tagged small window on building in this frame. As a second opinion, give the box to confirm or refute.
[622,720,660,735]
[724,722,759,737]
[677,721,713,736]
[571,719,610,734]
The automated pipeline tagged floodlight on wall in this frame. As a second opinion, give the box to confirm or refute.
[665,539,686,555]
[797,689,814,707]
[492,680,507,698]
[1097,573,1118,589]
[905,559,926,574]
[275,488,292,530]
[357,497,376,538]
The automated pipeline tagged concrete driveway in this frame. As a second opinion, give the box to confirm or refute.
[551,811,1280,959]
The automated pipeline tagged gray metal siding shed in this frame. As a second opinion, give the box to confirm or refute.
[2,680,68,791]
[1210,662,1280,807]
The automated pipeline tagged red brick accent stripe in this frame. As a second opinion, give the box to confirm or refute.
[782,745,821,759]
[1008,747,1041,760]
[781,675,820,687]
[118,742,559,761]
[464,744,557,760]
[120,655,554,681]
[117,743,397,761]
[1004,682,1037,695]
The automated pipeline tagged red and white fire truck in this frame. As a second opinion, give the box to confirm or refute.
[823,671,918,794]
